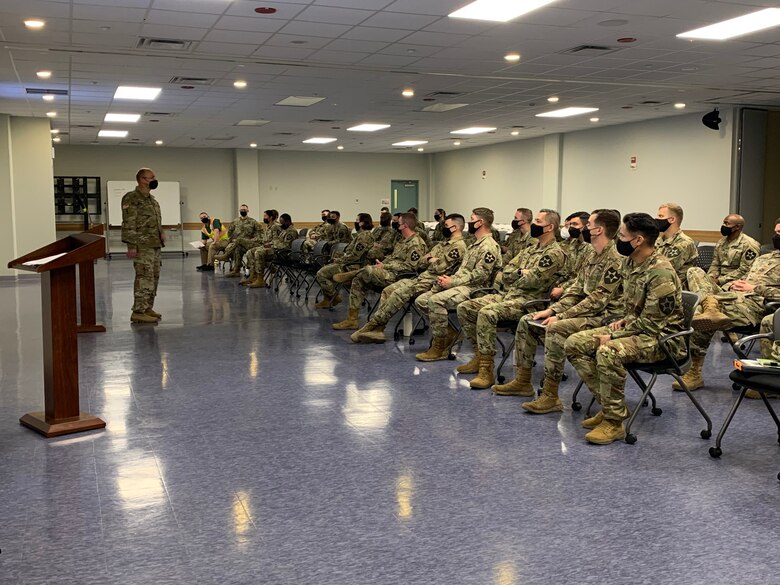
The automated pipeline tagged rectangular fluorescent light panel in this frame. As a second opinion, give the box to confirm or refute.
[536,107,599,118]
[276,96,326,107]
[104,113,141,123]
[347,124,391,132]
[302,137,337,144]
[236,119,270,126]
[421,103,469,113]
[677,8,780,40]
[451,127,497,135]
[449,0,556,22]
[113,86,161,100]
[393,140,428,147]
[98,130,128,138]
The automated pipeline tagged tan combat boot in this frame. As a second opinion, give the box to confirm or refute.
[352,321,386,343]
[333,270,360,284]
[522,378,563,413]
[248,275,268,288]
[225,268,242,278]
[145,308,162,319]
[441,324,460,348]
[691,296,731,332]
[672,355,704,391]
[492,367,535,396]
[415,337,450,362]
[131,312,158,324]
[333,308,359,330]
[239,274,254,285]
[746,389,780,399]
[585,419,626,444]
[314,296,333,309]
[581,410,604,429]
[456,353,481,374]
[469,354,496,389]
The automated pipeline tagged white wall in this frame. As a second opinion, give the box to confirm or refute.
[560,111,734,230]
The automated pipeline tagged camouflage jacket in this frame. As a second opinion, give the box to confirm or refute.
[655,230,698,286]
[120,188,163,248]
[424,236,467,277]
[333,222,353,244]
[550,241,624,320]
[504,240,567,301]
[308,221,328,240]
[264,222,281,244]
[503,229,532,264]
[338,230,375,266]
[448,234,502,290]
[708,232,761,286]
[415,225,432,250]
[612,251,684,353]
[431,221,446,242]
[368,226,396,261]
[382,233,428,274]
[743,250,780,302]
[273,225,298,251]
[558,238,592,289]
[228,216,261,241]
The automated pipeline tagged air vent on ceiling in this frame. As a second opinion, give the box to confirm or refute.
[560,44,617,55]
[144,111,175,117]
[73,124,97,128]
[273,132,297,136]
[26,88,68,95]
[265,143,288,148]
[138,37,194,51]
[169,76,214,86]
[309,119,343,123]
[636,100,669,106]
[205,136,235,141]
[424,91,464,98]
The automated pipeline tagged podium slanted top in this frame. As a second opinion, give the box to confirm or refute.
[8,232,105,273]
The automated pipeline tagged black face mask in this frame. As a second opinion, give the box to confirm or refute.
[442,226,453,239]
[434,214,442,222]
[321,215,328,222]
[656,218,671,233]
[568,227,581,239]
[263,218,270,224]
[280,223,290,230]
[511,219,521,231]
[581,227,592,243]
[148,179,159,190]
[773,234,780,250]
[201,217,210,225]
[530,223,545,238]
[616,238,636,257]
[467,221,479,235]
[720,225,734,237]
[354,221,361,231]
[326,217,337,225]
[392,221,400,231]
[240,210,248,217]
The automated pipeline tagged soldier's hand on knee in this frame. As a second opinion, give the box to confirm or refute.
[594,334,611,347]
[533,308,553,320]
[608,319,626,331]
[542,316,558,326]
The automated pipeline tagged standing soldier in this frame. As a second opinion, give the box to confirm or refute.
[655,202,698,288]
[122,168,164,324]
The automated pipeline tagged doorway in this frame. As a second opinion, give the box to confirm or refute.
[391,180,419,214]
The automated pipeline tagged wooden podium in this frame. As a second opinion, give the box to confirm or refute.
[8,233,107,437]
[77,225,106,333]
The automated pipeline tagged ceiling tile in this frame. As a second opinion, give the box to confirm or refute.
[296,5,376,25]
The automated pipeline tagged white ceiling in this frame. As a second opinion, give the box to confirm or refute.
[1,0,779,152]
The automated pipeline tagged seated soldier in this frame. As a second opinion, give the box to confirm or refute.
[351,214,467,343]
[431,208,447,242]
[655,202,698,288]
[241,209,280,285]
[413,207,503,361]
[302,209,330,253]
[331,212,428,330]
[197,211,213,271]
[244,213,298,288]
[314,213,375,308]
[495,210,624,412]
[455,209,567,389]
[676,217,780,391]
[552,211,591,300]
[368,212,395,262]
[204,216,228,271]
[407,207,432,249]
[216,204,263,277]
[502,208,533,264]
[328,210,353,244]
[565,212,684,445]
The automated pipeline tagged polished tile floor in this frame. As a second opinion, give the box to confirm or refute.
[1,257,778,585]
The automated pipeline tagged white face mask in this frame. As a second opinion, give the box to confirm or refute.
[560,227,570,240]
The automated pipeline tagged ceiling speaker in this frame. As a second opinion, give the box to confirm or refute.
[702,109,721,130]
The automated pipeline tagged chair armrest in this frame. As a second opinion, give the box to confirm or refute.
[657,327,693,373]
[733,331,773,348]
[522,297,551,310]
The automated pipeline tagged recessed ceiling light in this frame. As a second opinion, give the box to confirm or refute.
[337,145,344,150]
[393,140,428,147]
[250,143,257,148]
[42,94,54,102]
[50,129,59,134]
[417,148,425,152]
[677,8,780,40]
[347,123,391,132]
[234,80,247,89]
[114,86,162,100]
[511,130,520,136]
[36,70,52,79]
[104,113,141,123]
[449,0,556,23]
[536,107,599,118]
[451,127,496,135]
[547,96,559,103]
[46,111,57,117]
[155,140,164,145]
[255,7,277,14]
[24,19,45,29]
[52,136,61,143]
[303,137,337,144]
[402,88,415,97]
[590,117,600,122]
[453,141,461,146]
[98,130,128,138]
[674,103,686,110]
[504,53,521,62]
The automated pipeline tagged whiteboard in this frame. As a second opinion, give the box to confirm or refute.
[106,181,182,227]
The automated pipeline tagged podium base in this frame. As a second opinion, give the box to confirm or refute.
[20,411,106,438]
[78,323,106,333]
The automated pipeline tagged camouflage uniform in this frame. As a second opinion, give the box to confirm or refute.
[223,215,262,266]
[333,222,353,244]
[121,187,163,313]
[557,238,591,290]
[316,230,375,299]
[687,232,761,292]
[515,241,624,383]
[415,225,432,250]
[464,227,502,247]
[370,236,466,326]
[690,250,780,357]
[565,252,684,421]
[347,234,428,312]
[458,240,566,356]
[415,235,502,338]
[302,221,329,252]
[247,222,298,279]
[503,229,532,264]
[368,225,396,262]
[655,230,698,288]
[431,220,446,242]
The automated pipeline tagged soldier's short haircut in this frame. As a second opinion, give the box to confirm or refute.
[727,213,745,228]
[136,168,153,181]
[445,213,465,232]
[623,212,660,246]
[566,211,590,225]
[321,209,330,214]
[199,211,208,216]
[264,209,278,220]
[400,212,418,230]
[329,210,341,218]
[659,202,684,224]
[358,212,373,227]
[380,206,390,213]
[592,209,620,239]
[280,213,291,223]
[516,208,533,223]
[240,203,249,209]
[436,208,446,217]
[380,212,392,226]
[407,207,419,217]
[540,208,561,230]
[775,216,780,226]
[472,207,494,228]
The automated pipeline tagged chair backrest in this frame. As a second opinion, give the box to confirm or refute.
[298,227,309,238]
[289,238,305,253]
[330,242,349,259]
[311,240,331,258]
[682,291,702,327]
[773,308,780,340]
[760,243,774,255]
[695,244,715,271]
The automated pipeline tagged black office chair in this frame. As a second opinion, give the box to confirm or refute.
[621,291,713,444]
[694,244,715,272]
[710,309,780,459]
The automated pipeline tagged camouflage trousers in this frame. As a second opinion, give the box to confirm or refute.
[132,246,161,313]
[416,285,473,338]
[370,274,437,327]
[565,327,666,421]
[207,240,228,265]
[247,246,274,277]
[515,315,604,383]
[760,313,775,358]
[690,292,765,357]
[316,262,361,298]
[686,267,723,296]
[224,237,262,267]
[348,266,397,311]
[456,294,531,356]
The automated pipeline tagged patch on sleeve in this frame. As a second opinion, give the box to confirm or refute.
[659,294,676,315]
[666,247,680,258]
[448,248,461,259]
[538,255,553,268]
[356,243,365,251]
[411,251,421,262]
[603,266,621,285]
[745,249,757,261]
[484,252,496,264]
